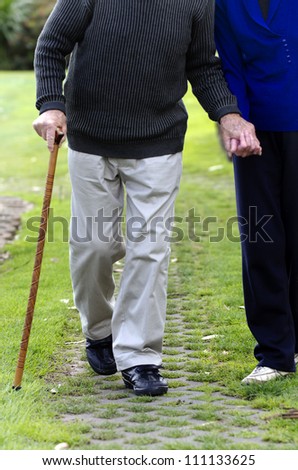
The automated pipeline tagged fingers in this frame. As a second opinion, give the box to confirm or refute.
[229,138,238,157]
[46,129,56,151]
[219,114,262,158]
[32,110,67,152]
[235,129,262,158]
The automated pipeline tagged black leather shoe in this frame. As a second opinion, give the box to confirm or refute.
[86,335,117,375]
[122,365,168,396]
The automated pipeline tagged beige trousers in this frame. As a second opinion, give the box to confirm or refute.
[68,149,182,370]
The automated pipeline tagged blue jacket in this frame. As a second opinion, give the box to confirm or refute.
[215,0,298,131]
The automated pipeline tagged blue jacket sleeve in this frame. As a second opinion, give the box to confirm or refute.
[214,0,250,121]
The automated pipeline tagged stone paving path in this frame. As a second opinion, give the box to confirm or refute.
[1,195,295,450]
[0,196,32,261]
[57,265,291,451]
[61,333,271,450]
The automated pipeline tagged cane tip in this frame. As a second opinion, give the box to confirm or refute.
[12,385,22,391]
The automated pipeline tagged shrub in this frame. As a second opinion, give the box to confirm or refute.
[0,0,55,70]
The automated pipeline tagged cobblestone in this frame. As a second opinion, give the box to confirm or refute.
[0,196,33,260]
[56,268,288,451]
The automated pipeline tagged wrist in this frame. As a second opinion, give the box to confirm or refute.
[39,101,66,116]
[219,113,241,125]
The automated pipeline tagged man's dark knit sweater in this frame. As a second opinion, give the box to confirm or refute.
[34,0,239,158]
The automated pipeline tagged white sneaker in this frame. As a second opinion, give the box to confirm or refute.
[241,366,291,384]
[295,354,298,365]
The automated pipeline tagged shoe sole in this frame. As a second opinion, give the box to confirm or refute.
[123,378,168,396]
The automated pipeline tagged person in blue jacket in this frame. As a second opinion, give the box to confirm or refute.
[215,0,298,383]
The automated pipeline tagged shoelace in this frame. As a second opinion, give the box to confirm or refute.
[136,367,161,380]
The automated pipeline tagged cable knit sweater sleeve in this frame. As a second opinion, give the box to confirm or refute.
[34,0,94,114]
[186,0,239,121]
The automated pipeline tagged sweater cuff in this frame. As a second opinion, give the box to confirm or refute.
[39,101,66,115]
[212,105,241,123]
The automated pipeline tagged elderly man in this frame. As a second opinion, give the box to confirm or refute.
[33,0,261,396]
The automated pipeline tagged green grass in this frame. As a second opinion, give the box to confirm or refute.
[0,72,298,451]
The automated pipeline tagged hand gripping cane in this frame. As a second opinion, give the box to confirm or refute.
[12,131,64,390]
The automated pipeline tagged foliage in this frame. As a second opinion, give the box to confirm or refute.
[0,0,55,69]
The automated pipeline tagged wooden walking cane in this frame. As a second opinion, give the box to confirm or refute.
[12,131,64,390]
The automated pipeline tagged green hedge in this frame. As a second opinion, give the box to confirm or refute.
[0,0,55,70]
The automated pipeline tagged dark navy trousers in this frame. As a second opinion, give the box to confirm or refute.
[233,131,298,372]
